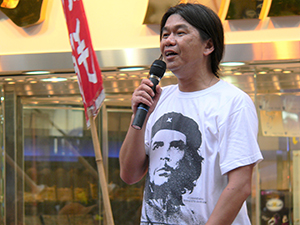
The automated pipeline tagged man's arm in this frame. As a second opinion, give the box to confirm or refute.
[119,116,149,184]
[119,79,162,184]
[206,163,254,225]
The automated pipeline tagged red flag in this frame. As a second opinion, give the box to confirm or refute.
[61,0,105,127]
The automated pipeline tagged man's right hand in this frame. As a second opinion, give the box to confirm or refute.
[131,79,162,116]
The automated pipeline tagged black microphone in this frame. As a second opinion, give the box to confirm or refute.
[131,59,166,130]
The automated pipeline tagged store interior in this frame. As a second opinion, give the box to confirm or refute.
[0,54,299,224]
[0,0,300,224]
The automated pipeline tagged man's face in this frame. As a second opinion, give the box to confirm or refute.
[149,129,186,186]
[160,14,208,77]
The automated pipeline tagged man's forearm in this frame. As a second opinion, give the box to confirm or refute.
[119,115,149,184]
[206,164,254,225]
[206,185,248,224]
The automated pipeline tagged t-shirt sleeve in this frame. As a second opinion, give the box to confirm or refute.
[144,119,151,156]
[218,101,263,175]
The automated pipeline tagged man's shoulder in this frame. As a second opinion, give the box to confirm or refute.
[218,80,254,106]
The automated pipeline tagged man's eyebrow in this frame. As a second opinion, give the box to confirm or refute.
[169,140,186,149]
[152,141,164,148]
[162,24,189,32]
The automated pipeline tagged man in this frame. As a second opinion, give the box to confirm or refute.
[144,112,204,224]
[120,3,263,224]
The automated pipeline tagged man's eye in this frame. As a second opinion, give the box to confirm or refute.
[170,140,186,150]
[162,33,170,39]
[153,142,163,150]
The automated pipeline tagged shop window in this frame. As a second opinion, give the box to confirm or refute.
[226,0,264,19]
[268,0,300,17]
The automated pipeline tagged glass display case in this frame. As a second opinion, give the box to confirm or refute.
[225,0,300,20]
[22,99,101,225]
[0,86,4,225]
[226,0,264,19]
[255,73,300,224]
[268,0,300,17]
[9,93,146,225]
[1,64,300,224]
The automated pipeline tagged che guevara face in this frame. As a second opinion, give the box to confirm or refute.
[149,129,187,186]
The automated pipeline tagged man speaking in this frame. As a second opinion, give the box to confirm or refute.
[119,3,263,224]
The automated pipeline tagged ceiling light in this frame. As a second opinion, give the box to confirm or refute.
[283,70,292,74]
[23,71,51,75]
[41,77,68,82]
[234,72,242,75]
[258,71,267,74]
[220,62,245,67]
[119,67,145,72]
[69,76,78,80]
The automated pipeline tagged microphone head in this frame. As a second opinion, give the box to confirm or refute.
[150,60,166,78]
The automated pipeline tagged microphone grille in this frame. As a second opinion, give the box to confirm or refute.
[149,60,166,78]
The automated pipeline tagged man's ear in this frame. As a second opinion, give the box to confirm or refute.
[203,39,214,56]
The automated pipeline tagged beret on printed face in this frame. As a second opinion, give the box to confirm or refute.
[151,112,202,151]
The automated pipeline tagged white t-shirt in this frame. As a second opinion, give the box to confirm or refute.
[140,79,263,225]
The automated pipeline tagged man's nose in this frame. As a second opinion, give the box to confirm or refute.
[160,156,170,162]
[164,34,176,46]
[159,148,170,161]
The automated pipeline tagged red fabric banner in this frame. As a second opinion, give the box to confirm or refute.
[61,0,105,127]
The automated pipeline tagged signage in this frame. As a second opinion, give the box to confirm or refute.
[61,0,105,126]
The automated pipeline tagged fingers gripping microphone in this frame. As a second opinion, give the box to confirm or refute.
[131,59,166,130]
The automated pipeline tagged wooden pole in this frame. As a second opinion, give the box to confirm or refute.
[89,114,114,225]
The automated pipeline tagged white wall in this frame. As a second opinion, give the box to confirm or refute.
[0,0,299,56]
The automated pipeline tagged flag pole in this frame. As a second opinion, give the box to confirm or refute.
[89,111,114,225]
[61,0,113,223]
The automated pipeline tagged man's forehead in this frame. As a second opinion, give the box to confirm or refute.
[152,129,187,142]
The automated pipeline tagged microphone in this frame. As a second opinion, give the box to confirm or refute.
[131,59,166,130]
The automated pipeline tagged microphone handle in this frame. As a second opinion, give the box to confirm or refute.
[131,75,160,130]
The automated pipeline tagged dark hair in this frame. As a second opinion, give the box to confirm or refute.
[160,3,224,77]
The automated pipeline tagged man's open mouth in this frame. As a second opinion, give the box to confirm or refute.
[165,51,177,57]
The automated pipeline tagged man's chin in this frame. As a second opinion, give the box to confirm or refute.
[166,63,179,73]
[149,181,171,198]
